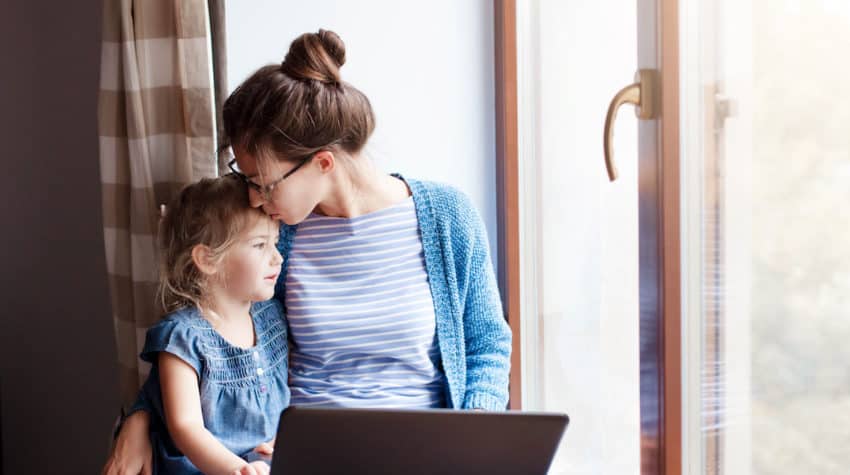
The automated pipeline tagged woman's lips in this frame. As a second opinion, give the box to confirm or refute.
[265,273,279,281]
[264,207,280,219]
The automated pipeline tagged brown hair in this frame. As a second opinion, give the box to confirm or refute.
[157,174,270,313]
[221,29,375,163]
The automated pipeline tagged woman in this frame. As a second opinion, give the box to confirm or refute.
[103,29,511,475]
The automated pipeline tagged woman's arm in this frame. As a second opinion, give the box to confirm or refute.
[158,352,258,475]
[456,193,513,410]
[103,363,160,474]
[102,410,153,475]
[461,247,512,409]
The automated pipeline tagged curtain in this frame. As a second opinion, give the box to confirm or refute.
[98,0,218,410]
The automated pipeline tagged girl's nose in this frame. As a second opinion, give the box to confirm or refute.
[271,245,283,266]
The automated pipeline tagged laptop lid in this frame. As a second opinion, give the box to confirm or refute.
[269,406,569,475]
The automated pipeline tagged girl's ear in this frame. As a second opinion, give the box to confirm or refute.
[191,244,219,276]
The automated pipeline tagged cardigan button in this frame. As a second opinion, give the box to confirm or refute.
[256,367,264,376]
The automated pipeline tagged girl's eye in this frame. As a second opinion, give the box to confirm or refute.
[254,242,266,249]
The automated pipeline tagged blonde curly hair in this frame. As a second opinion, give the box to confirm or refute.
[157,174,272,314]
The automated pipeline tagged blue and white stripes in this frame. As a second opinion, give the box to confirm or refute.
[285,197,447,408]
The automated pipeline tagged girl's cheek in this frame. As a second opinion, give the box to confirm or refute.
[230,256,255,284]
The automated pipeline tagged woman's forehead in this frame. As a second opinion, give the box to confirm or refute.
[234,146,279,177]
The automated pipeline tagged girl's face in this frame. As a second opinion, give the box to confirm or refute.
[216,215,283,302]
[233,146,325,225]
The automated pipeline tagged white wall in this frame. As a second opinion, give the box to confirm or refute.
[225,0,498,264]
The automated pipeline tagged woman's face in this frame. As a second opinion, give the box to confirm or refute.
[233,146,324,225]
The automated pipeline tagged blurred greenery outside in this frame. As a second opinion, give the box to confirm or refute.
[748,0,850,472]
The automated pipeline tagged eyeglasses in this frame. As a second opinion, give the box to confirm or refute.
[227,154,314,201]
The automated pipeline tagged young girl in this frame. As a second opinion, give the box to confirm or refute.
[137,175,289,475]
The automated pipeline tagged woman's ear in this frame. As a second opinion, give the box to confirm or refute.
[314,150,335,174]
[191,244,219,276]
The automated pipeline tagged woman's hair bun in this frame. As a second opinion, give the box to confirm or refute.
[280,29,346,85]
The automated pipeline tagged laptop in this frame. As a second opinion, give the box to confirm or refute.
[265,406,569,475]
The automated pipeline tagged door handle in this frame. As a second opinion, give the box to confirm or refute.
[603,69,659,181]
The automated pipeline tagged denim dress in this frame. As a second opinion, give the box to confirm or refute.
[137,300,290,474]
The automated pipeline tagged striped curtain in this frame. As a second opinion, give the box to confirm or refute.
[98,0,218,410]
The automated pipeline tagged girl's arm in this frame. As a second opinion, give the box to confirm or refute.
[159,352,259,475]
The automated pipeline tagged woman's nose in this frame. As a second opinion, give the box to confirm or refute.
[248,187,265,208]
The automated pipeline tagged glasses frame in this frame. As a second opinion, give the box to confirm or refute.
[227,153,314,200]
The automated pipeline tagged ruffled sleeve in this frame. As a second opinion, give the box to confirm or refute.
[140,318,204,376]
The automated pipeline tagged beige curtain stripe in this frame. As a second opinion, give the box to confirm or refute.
[99,136,132,184]
[98,90,129,138]
[100,0,123,43]
[117,365,143,409]
[182,87,215,137]
[101,183,188,234]
[114,318,144,368]
[100,184,133,230]
[133,0,177,40]
[131,0,210,40]
[109,274,160,326]
[175,0,211,39]
[98,87,213,138]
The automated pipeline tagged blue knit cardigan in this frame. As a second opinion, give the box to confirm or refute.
[274,175,513,411]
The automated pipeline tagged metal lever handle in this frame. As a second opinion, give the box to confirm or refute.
[603,69,658,181]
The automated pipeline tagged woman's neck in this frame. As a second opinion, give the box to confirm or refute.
[314,158,409,218]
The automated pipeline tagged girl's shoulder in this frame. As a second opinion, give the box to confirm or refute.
[146,307,205,334]
[151,307,212,339]
[140,307,208,373]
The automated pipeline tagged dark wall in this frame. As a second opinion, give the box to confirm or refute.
[0,1,120,472]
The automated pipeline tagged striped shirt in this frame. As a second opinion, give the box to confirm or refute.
[285,197,447,408]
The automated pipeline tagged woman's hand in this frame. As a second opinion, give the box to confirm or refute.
[253,437,275,455]
[231,461,270,475]
[101,411,153,475]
